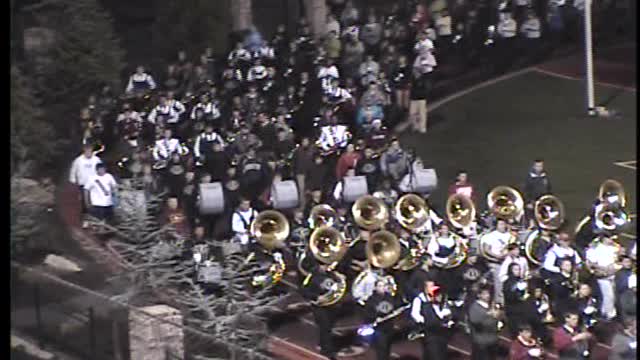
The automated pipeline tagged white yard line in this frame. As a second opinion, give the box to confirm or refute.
[533,68,637,92]
[613,160,637,170]
[621,233,636,239]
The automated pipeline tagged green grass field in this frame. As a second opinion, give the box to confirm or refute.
[401,70,636,238]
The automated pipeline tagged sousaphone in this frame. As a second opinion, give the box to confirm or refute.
[249,210,289,286]
[594,180,629,233]
[308,204,338,229]
[394,193,430,233]
[524,195,565,265]
[487,186,524,222]
[446,193,476,230]
[352,195,389,231]
[308,226,348,307]
[352,230,401,305]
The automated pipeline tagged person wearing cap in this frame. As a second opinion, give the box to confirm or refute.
[541,232,582,279]
[410,282,454,360]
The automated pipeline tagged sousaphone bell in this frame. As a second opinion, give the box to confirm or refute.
[487,186,524,222]
[394,193,430,233]
[446,193,476,230]
[352,195,389,231]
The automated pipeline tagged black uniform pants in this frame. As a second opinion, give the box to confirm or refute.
[471,341,498,360]
[311,306,336,358]
[373,327,393,360]
[422,335,448,360]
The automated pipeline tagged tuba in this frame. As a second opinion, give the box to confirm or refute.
[446,193,476,230]
[308,204,338,229]
[524,195,565,265]
[585,237,623,278]
[598,179,626,207]
[594,202,629,234]
[352,195,389,231]
[394,193,431,233]
[249,211,290,286]
[352,230,401,305]
[308,226,349,307]
[487,186,524,222]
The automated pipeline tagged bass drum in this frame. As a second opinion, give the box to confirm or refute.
[522,229,555,266]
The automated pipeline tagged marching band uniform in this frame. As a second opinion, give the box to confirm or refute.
[410,287,454,360]
[148,102,182,125]
[574,293,600,329]
[503,272,534,337]
[247,63,268,83]
[301,267,339,359]
[165,98,186,124]
[116,109,142,142]
[190,100,221,121]
[318,64,340,92]
[152,137,184,162]
[426,232,457,268]
[541,243,582,278]
[318,124,350,155]
[231,205,258,249]
[481,228,513,303]
[125,70,156,93]
[372,188,399,208]
[364,289,401,360]
[585,238,620,320]
[193,130,225,161]
[227,46,251,65]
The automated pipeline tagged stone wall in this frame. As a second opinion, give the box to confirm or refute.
[129,305,184,360]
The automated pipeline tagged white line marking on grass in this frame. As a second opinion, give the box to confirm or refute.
[613,160,637,170]
[621,233,636,239]
[533,68,637,92]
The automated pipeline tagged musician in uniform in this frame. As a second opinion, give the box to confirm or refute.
[231,198,258,253]
[425,223,458,273]
[193,123,225,165]
[125,66,157,94]
[508,324,544,360]
[152,128,185,164]
[499,243,530,298]
[547,258,578,320]
[406,254,437,301]
[453,248,490,305]
[541,232,582,280]
[365,119,389,155]
[317,115,350,176]
[552,312,593,360]
[480,218,513,303]
[468,287,501,360]
[585,233,622,320]
[300,263,340,360]
[364,280,402,360]
[503,263,534,337]
[614,256,635,320]
[573,283,600,330]
[410,283,455,360]
[372,178,399,208]
[523,159,552,227]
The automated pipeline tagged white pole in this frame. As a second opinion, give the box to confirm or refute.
[584,0,596,115]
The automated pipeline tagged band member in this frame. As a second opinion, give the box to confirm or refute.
[508,324,544,360]
[116,104,143,145]
[193,123,226,164]
[231,198,258,253]
[125,65,157,94]
[448,170,475,201]
[300,263,340,360]
[425,223,458,271]
[585,233,622,320]
[481,218,514,304]
[365,119,389,155]
[547,258,577,319]
[523,159,551,227]
[552,312,592,359]
[503,263,534,337]
[152,128,185,163]
[364,280,402,360]
[317,115,350,157]
[468,287,501,360]
[410,283,454,360]
[332,167,356,203]
[455,248,491,303]
[499,243,530,297]
[574,283,600,329]
[610,319,636,360]
[615,256,635,319]
[372,178,399,207]
[541,233,582,279]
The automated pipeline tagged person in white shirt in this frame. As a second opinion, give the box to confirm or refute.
[227,42,251,66]
[69,144,103,190]
[84,163,117,221]
[496,11,517,70]
[426,223,458,268]
[541,233,582,277]
[520,10,541,61]
[414,31,435,56]
[247,59,268,83]
[231,198,258,252]
[152,128,185,162]
[481,219,516,303]
[318,60,340,92]
[498,243,529,304]
[317,118,350,156]
[190,94,221,122]
[125,66,156,94]
[586,235,623,320]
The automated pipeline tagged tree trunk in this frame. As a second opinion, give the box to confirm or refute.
[231,0,253,32]
[304,0,327,39]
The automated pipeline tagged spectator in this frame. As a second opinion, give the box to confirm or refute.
[84,163,118,223]
[323,30,342,62]
[341,35,365,79]
[361,13,383,55]
[335,143,361,180]
[380,138,410,181]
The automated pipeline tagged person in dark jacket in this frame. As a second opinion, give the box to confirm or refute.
[552,312,592,360]
[306,155,331,196]
[203,142,231,181]
[523,159,551,226]
[357,147,382,192]
[363,280,402,360]
[468,287,501,360]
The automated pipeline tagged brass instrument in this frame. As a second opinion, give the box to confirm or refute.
[308,226,348,306]
[393,238,426,271]
[352,230,401,304]
[248,211,290,286]
[585,237,623,278]
[487,186,524,221]
[478,230,518,263]
[308,204,338,229]
[523,195,565,265]
[598,179,626,207]
[394,193,430,233]
[352,195,389,231]
[594,201,629,233]
[446,193,476,230]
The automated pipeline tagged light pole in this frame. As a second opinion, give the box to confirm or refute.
[584,0,597,116]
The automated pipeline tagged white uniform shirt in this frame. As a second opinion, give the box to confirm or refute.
[482,230,513,257]
[414,38,435,55]
[247,65,268,81]
[318,66,340,90]
[116,111,142,124]
[542,244,582,273]
[193,131,226,158]
[231,208,258,245]
[148,104,182,124]
[515,0,531,6]
[426,235,456,265]
[190,102,221,120]
[69,154,102,187]
[435,15,452,36]
[586,243,619,268]
[521,18,541,38]
[318,125,349,151]
[152,138,184,161]
[228,48,251,63]
[125,73,156,93]
[498,18,517,38]
[411,293,428,323]
[499,255,529,282]
[85,173,117,207]
[166,99,186,122]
